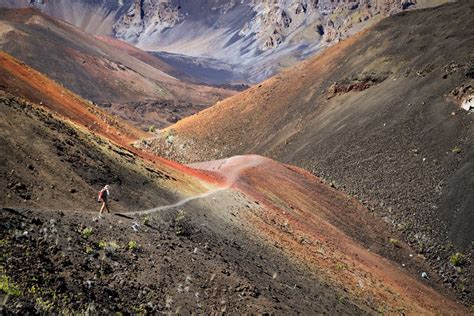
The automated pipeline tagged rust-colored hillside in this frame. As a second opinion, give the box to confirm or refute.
[158,1,474,304]
[0,51,223,201]
[0,50,469,314]
[0,2,472,314]
[0,8,237,129]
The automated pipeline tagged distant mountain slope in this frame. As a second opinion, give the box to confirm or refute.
[0,8,237,129]
[0,46,231,214]
[0,0,451,82]
[0,0,125,36]
[153,1,474,304]
[0,52,145,144]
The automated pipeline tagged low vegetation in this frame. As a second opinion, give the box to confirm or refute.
[81,227,93,239]
[389,238,400,247]
[98,240,120,252]
[0,273,22,297]
[141,215,150,226]
[450,252,465,267]
[128,240,139,251]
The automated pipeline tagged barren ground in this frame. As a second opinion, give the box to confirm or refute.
[154,2,474,304]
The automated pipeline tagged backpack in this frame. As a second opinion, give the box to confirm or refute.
[98,189,104,202]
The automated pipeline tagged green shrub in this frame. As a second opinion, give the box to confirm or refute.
[451,146,462,154]
[165,128,176,145]
[81,227,93,239]
[335,262,346,271]
[128,240,138,251]
[141,215,150,226]
[107,241,120,250]
[450,252,465,266]
[98,240,120,253]
[389,238,399,246]
[0,274,22,296]
[35,297,54,312]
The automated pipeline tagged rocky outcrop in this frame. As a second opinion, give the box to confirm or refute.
[242,0,415,51]
[107,0,423,81]
[114,0,182,43]
[326,72,390,99]
[0,0,444,82]
[111,0,416,52]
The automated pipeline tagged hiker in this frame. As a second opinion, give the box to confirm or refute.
[98,185,111,215]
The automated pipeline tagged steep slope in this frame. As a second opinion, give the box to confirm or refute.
[188,155,468,313]
[154,1,474,304]
[1,154,468,314]
[0,0,126,36]
[0,0,450,82]
[0,8,236,129]
[0,52,145,145]
[0,93,180,212]
[0,34,469,316]
[0,51,222,212]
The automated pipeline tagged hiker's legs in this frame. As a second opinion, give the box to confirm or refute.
[100,202,106,214]
[104,201,111,213]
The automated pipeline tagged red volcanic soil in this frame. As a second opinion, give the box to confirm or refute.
[0,52,223,192]
[0,8,237,129]
[0,5,470,313]
[191,155,469,314]
[0,59,468,315]
[157,2,474,304]
[0,8,237,104]
[0,52,144,144]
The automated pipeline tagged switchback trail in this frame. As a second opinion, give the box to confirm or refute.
[121,155,267,216]
[122,187,228,216]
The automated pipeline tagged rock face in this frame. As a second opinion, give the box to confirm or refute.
[114,0,181,42]
[111,0,418,81]
[0,0,443,82]
[111,0,416,50]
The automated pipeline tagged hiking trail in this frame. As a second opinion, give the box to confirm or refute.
[122,155,267,216]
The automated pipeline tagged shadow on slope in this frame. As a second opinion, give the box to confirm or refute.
[0,51,224,212]
[0,93,180,212]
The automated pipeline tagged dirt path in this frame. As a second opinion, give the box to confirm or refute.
[190,155,269,186]
[124,187,227,216]
[123,155,268,216]
[183,155,470,314]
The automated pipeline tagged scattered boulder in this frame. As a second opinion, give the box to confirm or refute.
[327,72,390,99]
[449,84,473,111]
[460,94,473,111]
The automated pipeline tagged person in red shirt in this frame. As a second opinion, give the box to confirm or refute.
[98,185,111,216]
